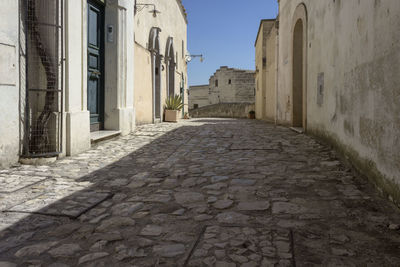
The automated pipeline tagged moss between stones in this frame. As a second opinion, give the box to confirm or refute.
[307,126,400,209]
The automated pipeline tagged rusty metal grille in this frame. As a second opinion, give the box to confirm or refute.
[23,0,63,157]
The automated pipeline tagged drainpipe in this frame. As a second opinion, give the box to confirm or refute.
[275,18,279,126]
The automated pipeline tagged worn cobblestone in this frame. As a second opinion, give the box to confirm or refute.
[0,118,399,266]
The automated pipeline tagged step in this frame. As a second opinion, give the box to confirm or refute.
[90,130,121,144]
[289,127,304,134]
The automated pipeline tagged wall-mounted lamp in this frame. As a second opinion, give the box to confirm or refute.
[135,3,161,17]
[185,54,204,63]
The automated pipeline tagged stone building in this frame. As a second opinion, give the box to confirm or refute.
[134,0,188,124]
[187,84,209,109]
[189,66,255,109]
[255,19,277,122]
[0,0,135,168]
[256,0,400,205]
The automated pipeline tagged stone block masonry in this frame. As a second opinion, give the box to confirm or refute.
[189,66,256,110]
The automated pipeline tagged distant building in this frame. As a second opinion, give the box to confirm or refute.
[188,85,209,109]
[189,66,255,109]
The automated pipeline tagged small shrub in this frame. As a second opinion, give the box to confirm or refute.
[165,94,184,111]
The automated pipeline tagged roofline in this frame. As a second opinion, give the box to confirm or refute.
[189,84,209,88]
[176,0,188,24]
[255,19,276,47]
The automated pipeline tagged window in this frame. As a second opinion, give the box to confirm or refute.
[215,80,218,87]
[263,57,267,68]
[228,79,231,84]
[194,104,199,109]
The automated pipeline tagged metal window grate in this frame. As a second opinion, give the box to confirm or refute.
[22,0,63,158]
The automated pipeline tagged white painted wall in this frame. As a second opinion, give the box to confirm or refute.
[0,0,19,167]
[65,0,91,156]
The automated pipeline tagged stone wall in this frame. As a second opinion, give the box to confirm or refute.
[188,84,209,109]
[189,103,255,119]
[189,66,256,112]
[209,66,255,105]
[277,0,400,205]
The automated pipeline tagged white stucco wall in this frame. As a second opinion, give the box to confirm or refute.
[278,0,400,203]
[134,0,188,124]
[65,0,91,156]
[0,0,20,167]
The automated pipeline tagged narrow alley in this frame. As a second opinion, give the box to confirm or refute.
[0,119,399,266]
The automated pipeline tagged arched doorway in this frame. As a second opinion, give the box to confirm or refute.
[149,28,162,122]
[166,37,175,98]
[292,4,307,129]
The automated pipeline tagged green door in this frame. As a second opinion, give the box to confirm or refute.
[87,0,104,131]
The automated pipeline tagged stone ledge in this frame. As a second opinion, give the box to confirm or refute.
[90,130,121,144]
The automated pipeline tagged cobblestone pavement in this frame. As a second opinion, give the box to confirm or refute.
[0,118,399,266]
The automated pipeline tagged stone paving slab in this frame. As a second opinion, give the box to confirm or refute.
[5,191,112,218]
[0,119,398,266]
[0,175,48,193]
[187,226,293,267]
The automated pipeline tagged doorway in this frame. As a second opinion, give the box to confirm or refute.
[149,28,161,122]
[87,0,105,132]
[292,19,305,128]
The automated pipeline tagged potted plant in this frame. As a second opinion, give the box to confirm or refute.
[248,110,256,119]
[164,94,184,122]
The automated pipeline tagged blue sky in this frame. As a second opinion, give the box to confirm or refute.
[182,0,278,86]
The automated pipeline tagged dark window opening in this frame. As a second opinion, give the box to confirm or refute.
[215,80,218,87]
[194,104,199,109]
[228,79,231,84]
[263,57,267,68]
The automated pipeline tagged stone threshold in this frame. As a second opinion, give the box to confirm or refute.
[90,130,121,144]
[290,127,304,134]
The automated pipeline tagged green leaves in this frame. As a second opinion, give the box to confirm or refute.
[165,94,184,111]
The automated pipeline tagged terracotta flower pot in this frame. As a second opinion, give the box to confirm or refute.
[165,109,180,122]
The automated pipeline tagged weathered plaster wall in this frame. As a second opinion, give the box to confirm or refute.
[255,22,267,119]
[265,23,277,122]
[255,20,277,121]
[278,0,400,204]
[134,0,188,124]
[190,103,255,119]
[188,85,209,109]
[0,0,19,167]
[209,67,255,105]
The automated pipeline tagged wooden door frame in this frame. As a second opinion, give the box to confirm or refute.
[87,0,105,131]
